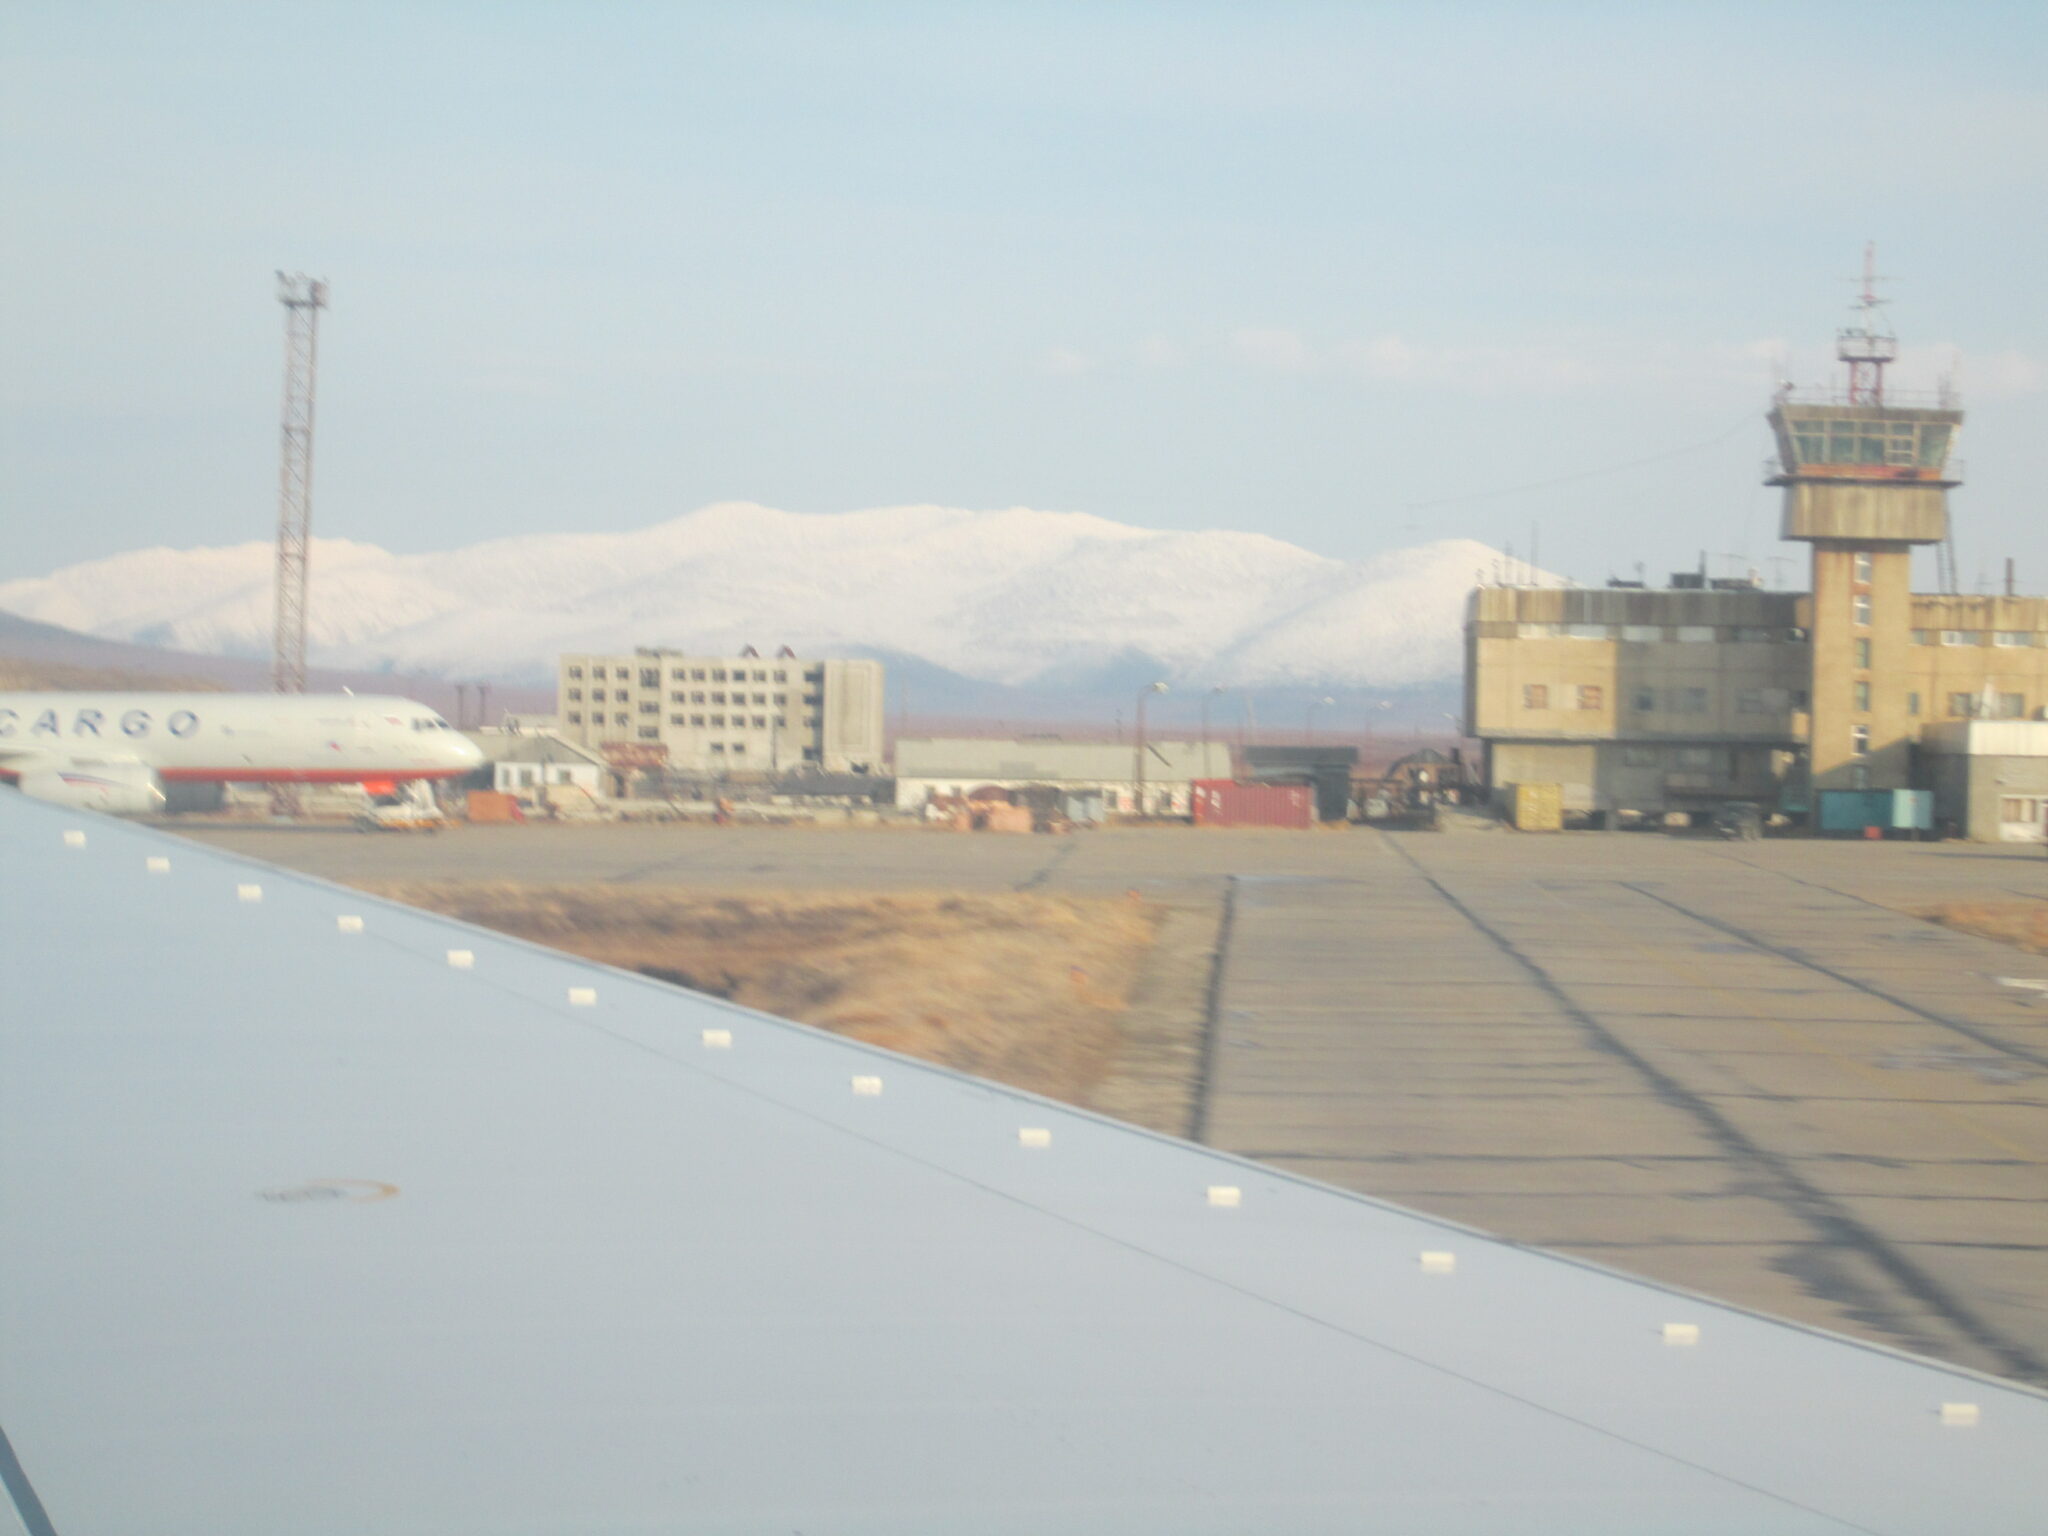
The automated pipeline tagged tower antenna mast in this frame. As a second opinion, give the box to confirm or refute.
[272,272,327,694]
[1837,241,1895,406]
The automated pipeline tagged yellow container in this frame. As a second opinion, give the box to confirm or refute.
[1508,782,1563,832]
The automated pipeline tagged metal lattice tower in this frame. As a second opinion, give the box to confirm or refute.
[272,273,327,695]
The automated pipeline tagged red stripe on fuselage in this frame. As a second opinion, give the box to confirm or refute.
[156,767,470,785]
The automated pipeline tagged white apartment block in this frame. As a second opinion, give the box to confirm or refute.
[557,648,884,774]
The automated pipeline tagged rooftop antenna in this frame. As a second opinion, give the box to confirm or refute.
[1837,241,1896,406]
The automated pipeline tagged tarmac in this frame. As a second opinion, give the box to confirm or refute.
[175,816,2048,1383]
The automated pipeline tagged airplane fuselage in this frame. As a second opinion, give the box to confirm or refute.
[0,692,482,786]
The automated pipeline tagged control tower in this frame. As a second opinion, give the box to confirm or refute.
[1767,247,1962,792]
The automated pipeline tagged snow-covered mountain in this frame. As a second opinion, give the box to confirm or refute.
[0,503,1535,691]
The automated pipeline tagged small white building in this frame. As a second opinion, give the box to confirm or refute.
[464,732,610,805]
[893,737,1233,817]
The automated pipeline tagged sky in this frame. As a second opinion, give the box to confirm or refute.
[4,1,2046,595]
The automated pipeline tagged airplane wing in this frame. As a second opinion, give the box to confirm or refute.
[3,790,2046,1534]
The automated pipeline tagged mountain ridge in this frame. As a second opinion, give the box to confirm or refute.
[0,502,1533,692]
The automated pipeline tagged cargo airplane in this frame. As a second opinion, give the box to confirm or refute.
[0,692,482,813]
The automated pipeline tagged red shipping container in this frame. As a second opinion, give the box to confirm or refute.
[1191,779,1314,829]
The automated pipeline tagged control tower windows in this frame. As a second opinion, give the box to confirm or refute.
[1853,594,1872,626]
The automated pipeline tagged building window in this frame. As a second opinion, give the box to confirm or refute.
[566,666,583,679]
[1736,690,1763,714]
[752,692,767,705]
[1564,624,1610,640]
[669,714,686,725]
[1576,686,1602,710]
[1853,551,1872,582]
[1940,630,1972,646]
[1733,626,1774,642]
[1948,693,1978,718]
[2001,797,2043,824]
[1995,631,2032,648]
[1622,746,1658,767]
[1791,689,1810,709]
[638,727,659,740]
[640,702,658,714]
[1911,629,1930,645]
[591,666,606,679]
[691,669,706,681]
[710,742,726,754]
[1997,693,2026,719]
[670,691,686,703]
[712,670,727,682]
[752,670,768,682]
[805,668,823,681]
[1522,684,1549,710]
[1851,725,1870,757]
[1907,692,1920,716]
[803,715,819,727]
[710,715,726,727]
[566,688,582,701]
[1674,687,1708,714]
[690,715,705,727]
[1675,626,1715,642]
[566,711,582,724]
[732,742,747,755]
[1853,681,1871,712]
[1852,594,1872,626]
[613,712,629,726]
[639,669,659,687]
[1620,624,1661,642]
[750,715,765,729]
[711,692,726,704]
[802,693,822,706]
[773,670,788,682]
[691,692,706,704]
[1631,688,1655,713]
[1854,638,1871,669]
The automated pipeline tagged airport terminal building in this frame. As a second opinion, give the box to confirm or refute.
[556,648,885,775]
[1465,300,2048,840]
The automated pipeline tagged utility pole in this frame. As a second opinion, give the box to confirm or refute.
[270,272,326,817]
[1132,681,1167,817]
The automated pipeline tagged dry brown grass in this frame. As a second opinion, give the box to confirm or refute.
[355,881,1162,1104]
[1919,901,2048,956]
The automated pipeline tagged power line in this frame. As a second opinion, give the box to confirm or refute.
[1402,411,1760,512]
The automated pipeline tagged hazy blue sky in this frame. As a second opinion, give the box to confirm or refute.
[5,1,2045,591]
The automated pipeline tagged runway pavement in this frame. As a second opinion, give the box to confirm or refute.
[176,817,2048,1381]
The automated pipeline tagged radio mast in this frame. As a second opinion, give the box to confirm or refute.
[272,273,327,695]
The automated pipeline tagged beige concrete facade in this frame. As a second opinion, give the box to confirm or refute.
[1465,584,2048,822]
[557,649,884,774]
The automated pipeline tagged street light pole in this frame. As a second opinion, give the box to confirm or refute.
[1200,685,1226,772]
[1306,695,1334,741]
[1133,681,1168,817]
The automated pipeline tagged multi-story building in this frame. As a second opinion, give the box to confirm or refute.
[557,647,884,775]
[1466,275,2048,836]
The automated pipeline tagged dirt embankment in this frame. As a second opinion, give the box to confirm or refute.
[356,882,1162,1105]
[1919,901,2048,956]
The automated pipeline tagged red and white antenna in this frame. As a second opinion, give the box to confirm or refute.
[1836,241,1896,406]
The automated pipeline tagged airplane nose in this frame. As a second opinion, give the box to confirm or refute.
[452,735,485,767]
